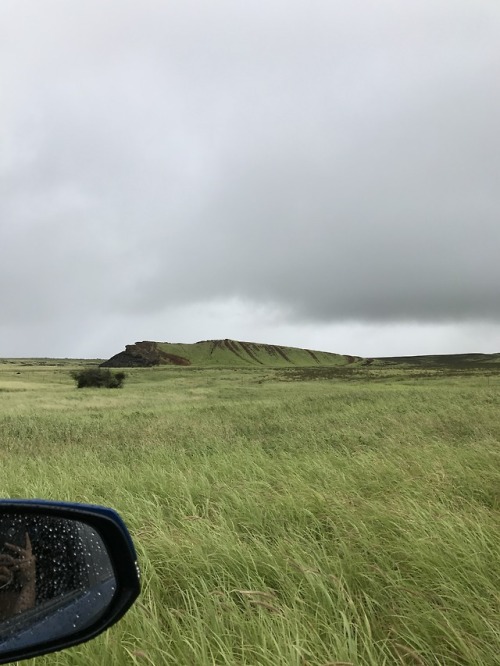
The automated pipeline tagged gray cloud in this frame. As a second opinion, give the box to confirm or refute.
[1,1,500,355]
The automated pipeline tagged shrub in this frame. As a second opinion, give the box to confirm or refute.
[70,367,127,389]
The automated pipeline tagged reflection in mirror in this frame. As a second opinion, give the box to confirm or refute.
[0,514,116,653]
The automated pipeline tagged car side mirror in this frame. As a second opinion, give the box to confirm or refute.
[0,500,140,664]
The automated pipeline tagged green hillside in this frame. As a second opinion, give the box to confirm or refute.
[100,340,500,370]
[101,339,357,368]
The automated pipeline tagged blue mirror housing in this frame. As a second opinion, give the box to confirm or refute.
[0,500,140,664]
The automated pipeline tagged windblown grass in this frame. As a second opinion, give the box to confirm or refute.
[0,363,499,665]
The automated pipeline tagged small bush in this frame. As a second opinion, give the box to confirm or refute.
[70,367,127,389]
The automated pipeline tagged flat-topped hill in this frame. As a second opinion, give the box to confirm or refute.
[100,339,358,368]
[99,340,500,370]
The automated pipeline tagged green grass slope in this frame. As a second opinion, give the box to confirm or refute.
[101,339,356,368]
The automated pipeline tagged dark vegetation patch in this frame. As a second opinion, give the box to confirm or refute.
[278,365,500,382]
[375,353,500,369]
[0,359,102,367]
[71,367,127,388]
[278,367,373,382]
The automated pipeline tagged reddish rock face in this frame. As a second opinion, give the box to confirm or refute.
[101,342,190,367]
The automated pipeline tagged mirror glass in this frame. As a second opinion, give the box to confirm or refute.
[0,513,116,654]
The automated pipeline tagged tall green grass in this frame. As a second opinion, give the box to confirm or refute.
[0,364,499,664]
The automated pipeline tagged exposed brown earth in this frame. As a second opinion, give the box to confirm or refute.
[101,341,191,367]
[201,339,295,364]
[306,349,320,363]
[225,339,250,363]
[239,341,264,364]
[270,345,291,363]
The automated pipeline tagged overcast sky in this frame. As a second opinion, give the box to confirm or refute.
[2,1,500,358]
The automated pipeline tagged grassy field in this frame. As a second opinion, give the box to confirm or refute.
[0,361,499,665]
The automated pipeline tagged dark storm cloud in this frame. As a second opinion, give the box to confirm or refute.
[2,0,500,351]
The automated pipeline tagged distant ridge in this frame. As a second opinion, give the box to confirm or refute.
[100,340,500,370]
[100,339,357,368]
[372,352,500,368]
